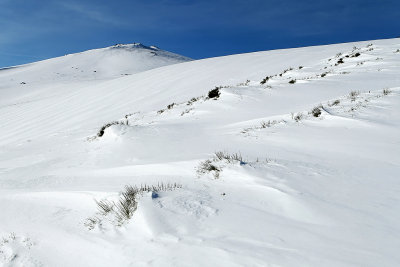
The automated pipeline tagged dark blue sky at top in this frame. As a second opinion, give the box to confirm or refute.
[0,0,399,67]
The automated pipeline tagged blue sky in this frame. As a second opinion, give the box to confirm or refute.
[0,0,399,67]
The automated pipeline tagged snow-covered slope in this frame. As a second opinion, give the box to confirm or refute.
[0,38,399,266]
[0,43,191,106]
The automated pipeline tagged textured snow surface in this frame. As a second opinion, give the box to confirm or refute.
[0,39,399,266]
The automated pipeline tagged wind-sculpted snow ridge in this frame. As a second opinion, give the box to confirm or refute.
[0,38,400,266]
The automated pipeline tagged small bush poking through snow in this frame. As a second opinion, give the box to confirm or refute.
[321,72,328,78]
[197,151,246,179]
[310,106,322,117]
[197,159,221,179]
[214,151,243,163]
[260,120,279,128]
[208,87,221,99]
[86,183,182,229]
[336,58,344,65]
[288,79,296,84]
[187,97,200,106]
[260,76,270,84]
[97,121,124,137]
[383,88,392,95]
[292,112,304,122]
[330,99,340,106]
[349,91,360,101]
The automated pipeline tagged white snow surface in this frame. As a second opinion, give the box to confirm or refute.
[0,39,399,266]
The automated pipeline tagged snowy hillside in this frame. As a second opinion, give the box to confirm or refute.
[0,43,191,106]
[0,38,399,266]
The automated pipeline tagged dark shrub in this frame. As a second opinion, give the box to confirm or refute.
[97,121,121,137]
[330,99,340,106]
[288,79,296,84]
[311,106,322,117]
[208,87,221,99]
[260,76,270,84]
[383,88,391,95]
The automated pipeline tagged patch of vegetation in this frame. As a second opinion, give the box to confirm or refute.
[181,108,193,116]
[208,87,221,99]
[187,97,200,105]
[260,76,270,84]
[329,99,340,106]
[86,183,182,229]
[336,58,344,65]
[288,79,296,84]
[197,159,220,179]
[310,106,322,117]
[260,120,278,128]
[279,67,294,77]
[349,90,360,101]
[383,88,392,95]
[97,121,124,137]
[292,112,304,122]
[214,151,244,163]
[237,80,250,86]
[197,151,247,179]
[167,103,175,109]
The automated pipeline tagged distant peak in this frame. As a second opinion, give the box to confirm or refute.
[110,43,159,51]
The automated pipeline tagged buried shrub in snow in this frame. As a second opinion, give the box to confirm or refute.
[349,90,360,101]
[207,87,221,99]
[260,76,270,84]
[329,99,340,106]
[291,112,304,122]
[86,183,182,229]
[310,106,322,117]
[197,151,246,179]
[260,120,279,128]
[197,159,221,179]
[214,151,243,163]
[383,88,392,95]
[97,121,124,137]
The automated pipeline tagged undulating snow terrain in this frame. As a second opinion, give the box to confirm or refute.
[0,39,399,266]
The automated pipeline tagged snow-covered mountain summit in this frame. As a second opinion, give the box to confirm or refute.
[0,42,191,84]
[0,42,191,107]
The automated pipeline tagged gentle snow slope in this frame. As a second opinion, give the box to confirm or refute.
[0,39,399,267]
[0,43,191,106]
